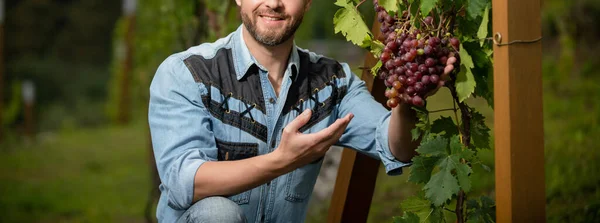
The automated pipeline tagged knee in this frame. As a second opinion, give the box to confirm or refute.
[182,196,246,223]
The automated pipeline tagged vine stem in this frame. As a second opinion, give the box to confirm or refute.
[355,0,366,10]
[429,108,458,113]
[448,82,472,223]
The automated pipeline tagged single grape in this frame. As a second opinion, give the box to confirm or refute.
[387,97,399,108]
[440,56,448,65]
[393,81,402,90]
[381,51,391,62]
[424,16,434,25]
[417,49,424,55]
[395,66,406,75]
[410,63,419,72]
[412,95,425,107]
[430,74,440,84]
[428,67,437,75]
[387,74,398,85]
[406,77,416,85]
[406,86,415,95]
[421,75,431,85]
[389,87,399,98]
[418,64,428,73]
[385,60,395,70]
[414,71,423,80]
[398,75,407,84]
[384,88,391,98]
[423,45,432,55]
[414,82,423,92]
[450,37,460,49]
[425,58,436,67]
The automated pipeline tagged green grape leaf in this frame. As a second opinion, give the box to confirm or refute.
[420,0,439,16]
[456,44,476,102]
[456,162,473,192]
[424,166,460,206]
[429,206,445,223]
[467,196,496,223]
[471,111,491,149]
[401,196,432,220]
[371,60,383,77]
[379,0,399,14]
[409,155,440,184]
[370,39,385,58]
[393,212,421,223]
[467,0,488,19]
[431,116,459,137]
[459,43,475,69]
[411,127,422,141]
[333,0,372,47]
[456,64,476,102]
[415,135,448,156]
[477,6,490,46]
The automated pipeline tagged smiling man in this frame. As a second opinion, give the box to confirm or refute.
[148,0,454,222]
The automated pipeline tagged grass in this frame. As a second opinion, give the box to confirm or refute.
[0,123,152,222]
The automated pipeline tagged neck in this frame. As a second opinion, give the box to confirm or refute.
[242,26,294,95]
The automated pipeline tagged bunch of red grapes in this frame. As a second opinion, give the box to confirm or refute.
[374,1,460,108]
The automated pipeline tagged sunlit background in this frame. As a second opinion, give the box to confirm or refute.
[0,0,598,222]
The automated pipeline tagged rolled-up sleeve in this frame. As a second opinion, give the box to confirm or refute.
[148,55,217,210]
[335,63,411,176]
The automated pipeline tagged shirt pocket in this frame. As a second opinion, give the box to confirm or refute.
[284,158,323,203]
[215,139,258,205]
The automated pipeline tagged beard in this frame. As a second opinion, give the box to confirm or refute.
[241,8,304,47]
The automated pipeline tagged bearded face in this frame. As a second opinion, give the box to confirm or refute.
[238,0,309,46]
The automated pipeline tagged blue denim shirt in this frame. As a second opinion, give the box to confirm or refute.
[148,25,410,223]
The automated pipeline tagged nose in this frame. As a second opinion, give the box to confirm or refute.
[263,0,283,9]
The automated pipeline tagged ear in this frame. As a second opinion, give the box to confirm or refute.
[235,0,241,7]
[304,0,312,12]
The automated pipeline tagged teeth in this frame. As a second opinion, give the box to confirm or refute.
[262,16,281,21]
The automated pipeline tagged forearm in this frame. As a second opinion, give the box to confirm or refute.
[388,103,419,162]
[192,151,289,202]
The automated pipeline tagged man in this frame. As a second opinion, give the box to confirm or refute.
[149,0,454,222]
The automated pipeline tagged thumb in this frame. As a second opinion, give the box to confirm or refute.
[283,109,312,134]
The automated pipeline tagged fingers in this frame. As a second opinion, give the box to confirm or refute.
[313,113,354,143]
[283,109,312,135]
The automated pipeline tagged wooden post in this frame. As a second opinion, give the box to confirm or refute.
[327,18,385,223]
[118,0,136,125]
[493,0,545,222]
[0,0,5,141]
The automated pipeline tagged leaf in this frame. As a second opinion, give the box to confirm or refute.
[431,116,459,137]
[477,6,490,46]
[467,196,496,223]
[370,40,385,58]
[420,0,439,16]
[379,0,399,14]
[408,156,440,184]
[371,60,383,77]
[415,135,448,156]
[471,111,491,149]
[448,136,474,191]
[401,196,433,221]
[424,167,460,206]
[456,65,476,102]
[411,127,422,141]
[455,162,472,192]
[393,212,421,223]
[333,1,372,47]
[467,0,488,19]
[428,207,445,223]
[456,44,476,102]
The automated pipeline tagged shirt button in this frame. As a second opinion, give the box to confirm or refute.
[269,98,276,104]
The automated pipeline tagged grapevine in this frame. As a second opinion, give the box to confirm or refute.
[333,0,496,222]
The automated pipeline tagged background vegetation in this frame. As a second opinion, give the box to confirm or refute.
[1,0,598,222]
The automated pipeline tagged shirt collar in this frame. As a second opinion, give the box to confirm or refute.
[233,25,300,82]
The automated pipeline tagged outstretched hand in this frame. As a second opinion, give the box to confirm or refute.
[274,109,354,171]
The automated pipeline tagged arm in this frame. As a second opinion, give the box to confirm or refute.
[388,103,419,163]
